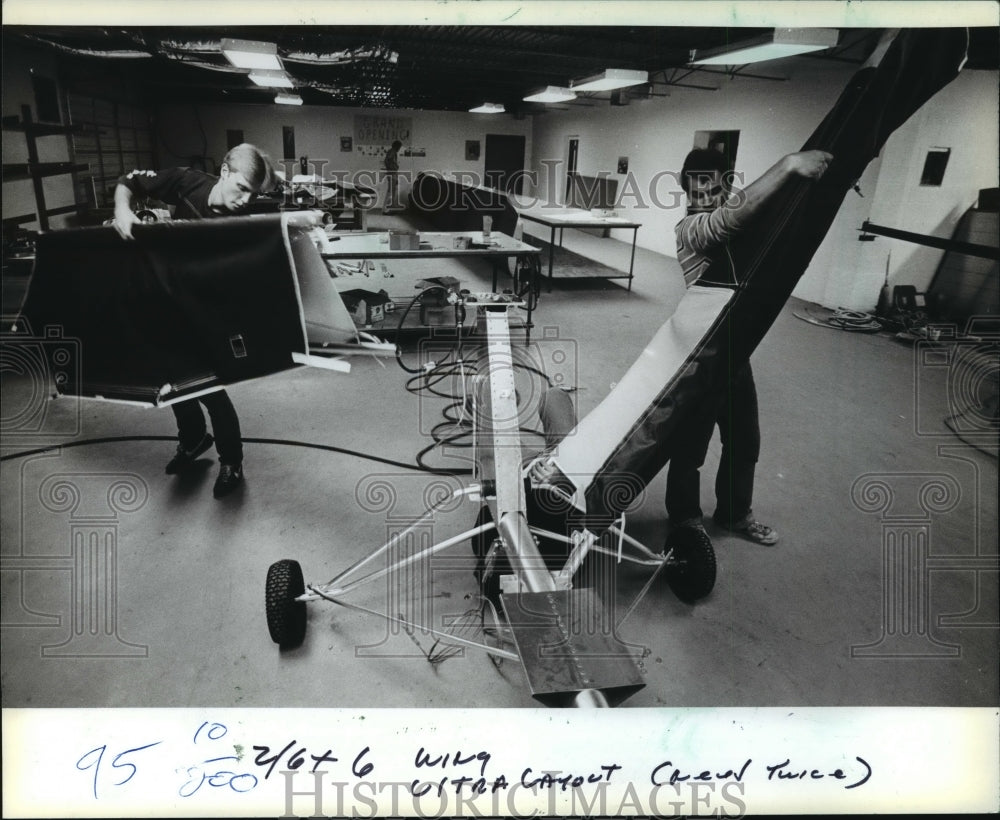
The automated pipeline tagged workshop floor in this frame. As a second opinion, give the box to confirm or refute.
[1,211,997,710]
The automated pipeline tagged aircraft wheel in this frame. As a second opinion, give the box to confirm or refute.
[471,507,502,608]
[663,526,717,603]
[266,559,307,648]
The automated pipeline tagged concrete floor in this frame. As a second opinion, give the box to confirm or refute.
[1,212,997,710]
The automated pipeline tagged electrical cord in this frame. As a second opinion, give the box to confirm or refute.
[793,305,882,332]
[510,255,542,313]
[393,285,465,374]
[394,311,564,475]
[0,434,464,476]
[3,297,562,481]
[402,350,559,473]
[826,308,882,331]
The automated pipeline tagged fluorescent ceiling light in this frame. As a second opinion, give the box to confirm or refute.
[691,28,839,65]
[221,37,282,70]
[570,68,648,92]
[274,93,303,106]
[248,70,294,88]
[469,102,505,114]
[523,85,577,104]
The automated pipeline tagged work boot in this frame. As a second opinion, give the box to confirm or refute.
[715,513,779,546]
[165,434,214,475]
[213,463,244,499]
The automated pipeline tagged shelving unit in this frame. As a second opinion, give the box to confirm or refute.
[2,104,89,232]
[318,228,541,343]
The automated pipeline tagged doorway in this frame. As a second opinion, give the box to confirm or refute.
[693,129,740,174]
[484,134,526,194]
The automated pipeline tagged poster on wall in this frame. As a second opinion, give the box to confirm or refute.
[354,114,412,158]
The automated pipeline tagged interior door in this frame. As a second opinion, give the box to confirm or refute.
[484,134,526,194]
[564,137,579,202]
[694,129,740,175]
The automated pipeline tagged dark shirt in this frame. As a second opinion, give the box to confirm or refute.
[118,167,231,220]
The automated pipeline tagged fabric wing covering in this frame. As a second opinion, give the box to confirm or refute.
[17,211,359,406]
[541,28,971,529]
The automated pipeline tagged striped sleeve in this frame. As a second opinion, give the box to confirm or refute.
[674,206,742,287]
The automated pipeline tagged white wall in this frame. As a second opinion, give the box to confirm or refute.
[797,68,999,310]
[529,57,852,257]
[860,70,993,307]
[153,102,532,205]
[529,57,998,312]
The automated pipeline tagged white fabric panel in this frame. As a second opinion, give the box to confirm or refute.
[282,213,360,347]
[546,285,732,510]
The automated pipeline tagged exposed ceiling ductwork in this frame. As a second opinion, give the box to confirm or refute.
[5,25,996,113]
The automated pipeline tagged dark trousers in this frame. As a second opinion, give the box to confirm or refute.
[665,361,760,527]
[171,389,243,465]
[383,171,400,210]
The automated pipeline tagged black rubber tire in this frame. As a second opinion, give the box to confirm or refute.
[471,501,582,600]
[266,559,307,648]
[471,507,502,607]
[663,526,717,603]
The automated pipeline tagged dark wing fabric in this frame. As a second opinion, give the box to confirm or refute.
[579,28,969,526]
[18,214,308,404]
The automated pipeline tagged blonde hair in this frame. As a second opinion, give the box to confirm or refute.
[222,143,272,191]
